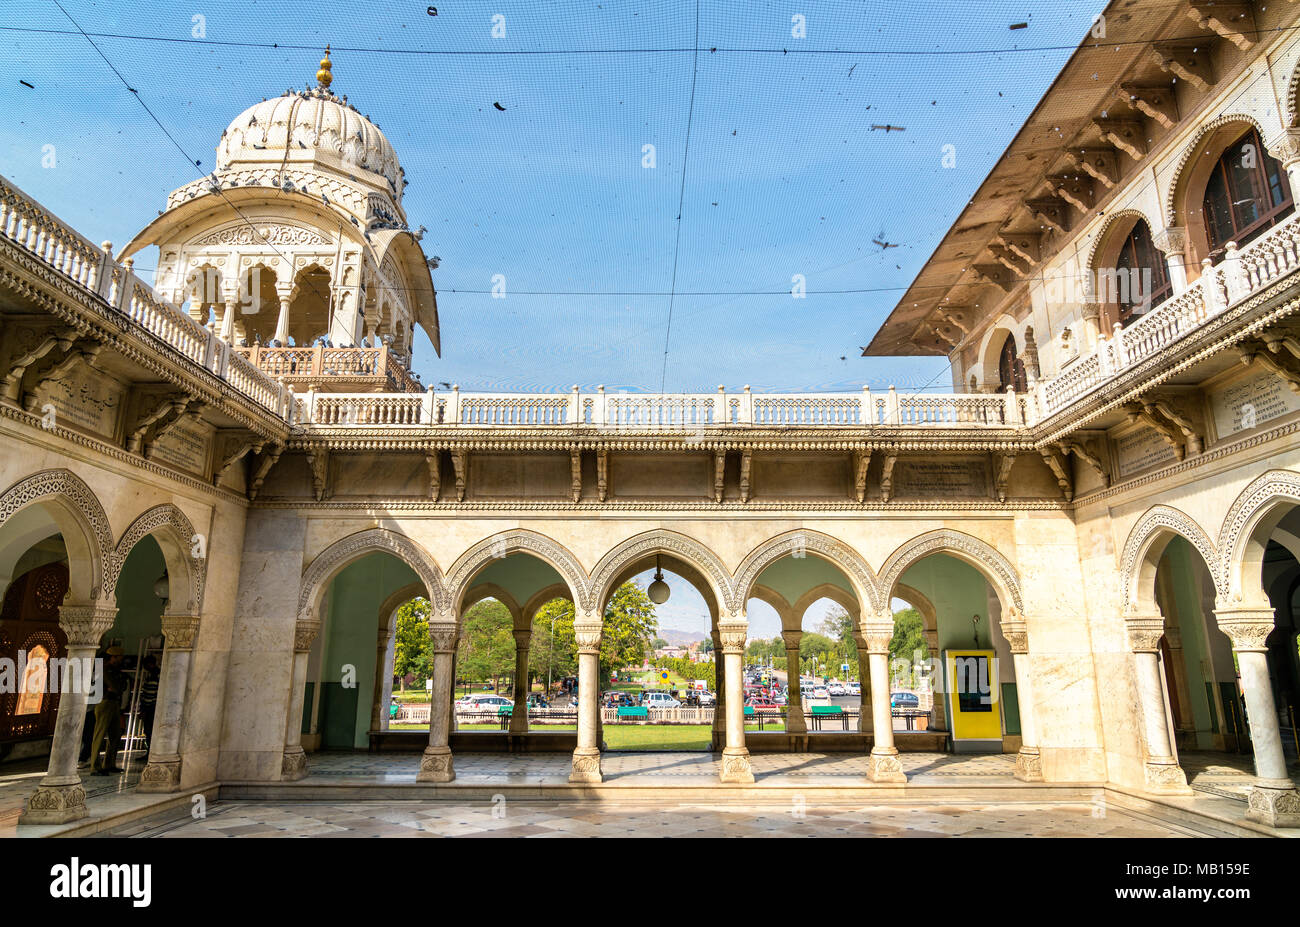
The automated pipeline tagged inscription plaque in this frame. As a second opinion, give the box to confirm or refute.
[1210,372,1300,437]
[150,419,213,477]
[31,362,123,439]
[894,458,988,498]
[1115,427,1177,479]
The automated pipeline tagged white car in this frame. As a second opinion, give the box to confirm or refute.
[811,686,830,701]
[642,691,682,709]
[846,682,861,696]
[456,694,513,713]
[827,683,846,697]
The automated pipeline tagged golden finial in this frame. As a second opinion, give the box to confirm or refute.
[316,45,333,89]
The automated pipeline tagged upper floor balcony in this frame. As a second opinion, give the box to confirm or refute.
[234,344,422,394]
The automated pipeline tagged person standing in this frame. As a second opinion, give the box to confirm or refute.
[85,646,128,775]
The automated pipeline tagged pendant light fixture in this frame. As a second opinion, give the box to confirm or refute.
[647,555,671,605]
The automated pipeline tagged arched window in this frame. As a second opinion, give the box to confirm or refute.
[1202,127,1293,256]
[996,334,1026,392]
[1112,220,1171,327]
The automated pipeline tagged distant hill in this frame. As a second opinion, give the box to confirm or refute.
[658,627,707,646]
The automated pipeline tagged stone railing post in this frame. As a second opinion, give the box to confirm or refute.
[1222,241,1247,303]
[568,384,581,425]
[1125,613,1190,794]
[1001,618,1042,782]
[885,385,899,424]
[418,618,458,782]
[281,616,321,781]
[863,615,906,783]
[569,615,604,783]
[781,630,806,734]
[718,617,753,783]
[1152,227,1189,295]
[138,614,201,793]
[510,629,532,734]
[860,384,872,424]
[1004,385,1021,427]
[1214,607,1299,827]
[21,601,117,824]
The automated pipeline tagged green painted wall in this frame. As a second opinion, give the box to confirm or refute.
[468,554,564,609]
[318,552,420,749]
[900,553,1015,734]
[109,536,164,654]
[752,555,854,608]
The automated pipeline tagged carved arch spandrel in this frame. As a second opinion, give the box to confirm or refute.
[445,530,589,616]
[1215,469,1300,605]
[877,529,1024,617]
[298,527,446,618]
[109,503,207,616]
[732,529,878,622]
[1119,504,1221,613]
[0,468,113,603]
[587,529,734,615]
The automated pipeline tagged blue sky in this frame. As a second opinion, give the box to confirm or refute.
[3,0,1108,394]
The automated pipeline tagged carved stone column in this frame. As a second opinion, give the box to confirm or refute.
[569,616,603,783]
[368,625,393,733]
[781,630,806,735]
[418,619,458,782]
[1163,626,1194,737]
[281,616,321,781]
[510,629,531,734]
[718,618,753,783]
[1151,227,1189,294]
[1266,129,1300,205]
[139,614,201,793]
[1001,618,1043,782]
[921,629,943,731]
[855,633,872,733]
[711,630,725,745]
[21,602,116,824]
[1126,614,1190,794]
[863,616,906,783]
[272,290,292,347]
[1214,607,1299,827]
[1080,302,1102,347]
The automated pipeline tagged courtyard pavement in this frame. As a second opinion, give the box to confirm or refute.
[1,749,1295,837]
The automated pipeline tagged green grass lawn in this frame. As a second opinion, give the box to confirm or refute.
[388,722,782,748]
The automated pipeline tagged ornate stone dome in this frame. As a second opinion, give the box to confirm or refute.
[214,47,404,195]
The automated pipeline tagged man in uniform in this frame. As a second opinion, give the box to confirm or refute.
[85,646,128,775]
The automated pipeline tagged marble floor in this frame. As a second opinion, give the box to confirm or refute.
[105,795,1203,838]
[3,748,1295,837]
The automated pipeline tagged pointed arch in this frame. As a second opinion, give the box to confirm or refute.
[1216,468,1300,605]
[445,529,588,615]
[588,529,734,616]
[1165,113,1272,227]
[298,527,445,619]
[0,469,112,603]
[1119,504,1221,613]
[1084,207,1160,274]
[877,529,1024,616]
[733,529,878,620]
[110,503,207,615]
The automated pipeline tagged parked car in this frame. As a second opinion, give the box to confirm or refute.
[745,697,780,713]
[811,686,830,700]
[827,682,846,697]
[456,693,512,713]
[642,691,682,709]
[846,682,861,696]
[891,691,920,708]
[698,690,716,706]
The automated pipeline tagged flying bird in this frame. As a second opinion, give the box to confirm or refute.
[872,236,899,250]
[493,102,506,111]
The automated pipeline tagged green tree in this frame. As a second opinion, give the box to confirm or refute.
[651,636,669,650]
[890,607,927,683]
[520,582,658,694]
[530,597,577,694]
[392,597,432,691]
[457,598,515,695]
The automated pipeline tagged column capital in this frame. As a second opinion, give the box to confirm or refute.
[717,619,748,654]
[1124,613,1165,653]
[160,614,201,650]
[1001,618,1030,654]
[512,628,533,648]
[293,617,322,653]
[860,616,894,654]
[1213,607,1276,652]
[573,618,602,653]
[58,602,117,648]
[1150,226,1187,254]
[428,620,458,653]
[780,629,802,650]
[1265,127,1300,167]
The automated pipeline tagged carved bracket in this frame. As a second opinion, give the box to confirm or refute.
[1039,446,1073,502]
[739,450,752,503]
[451,449,467,502]
[305,447,329,502]
[248,442,283,500]
[993,452,1017,503]
[853,449,872,504]
[1151,41,1216,92]
[880,454,897,503]
[1063,148,1119,188]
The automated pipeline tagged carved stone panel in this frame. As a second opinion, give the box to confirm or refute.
[150,417,214,478]
[30,357,124,440]
[1209,371,1300,438]
[1113,426,1177,479]
[893,457,990,500]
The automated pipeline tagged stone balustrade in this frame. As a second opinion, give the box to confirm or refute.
[9,173,1300,434]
